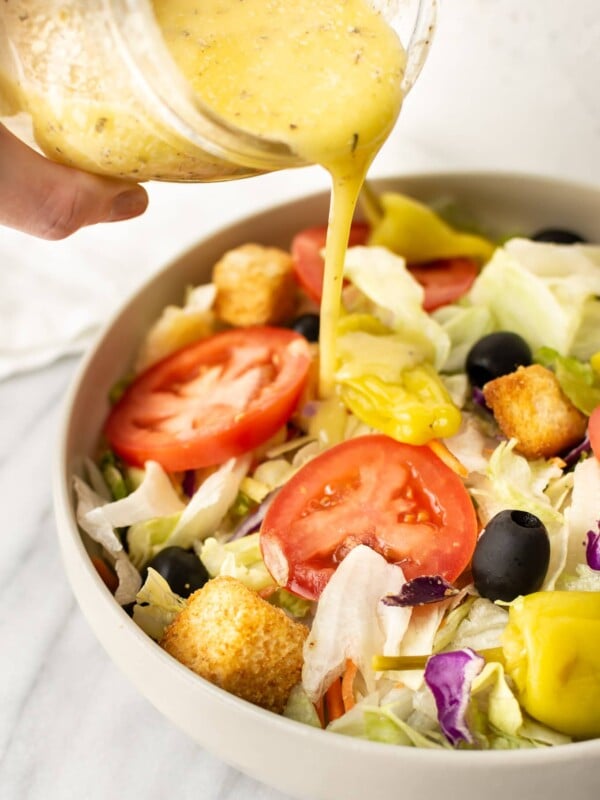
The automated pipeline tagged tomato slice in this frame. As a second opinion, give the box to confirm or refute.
[291,223,370,304]
[260,435,478,600]
[291,224,478,311]
[104,327,311,472]
[589,406,600,460]
[407,257,478,311]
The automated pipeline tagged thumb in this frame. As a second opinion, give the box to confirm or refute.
[0,124,149,240]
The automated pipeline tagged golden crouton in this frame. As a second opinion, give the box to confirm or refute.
[213,243,298,326]
[161,576,308,713]
[483,364,587,459]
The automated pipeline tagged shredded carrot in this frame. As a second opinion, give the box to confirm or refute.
[324,678,345,723]
[341,659,358,712]
[91,556,119,593]
[427,439,468,478]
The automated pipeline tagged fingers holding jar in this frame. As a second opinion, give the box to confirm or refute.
[0,123,148,239]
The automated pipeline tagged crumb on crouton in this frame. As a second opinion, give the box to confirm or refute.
[482,364,587,459]
[213,243,297,327]
[160,576,308,713]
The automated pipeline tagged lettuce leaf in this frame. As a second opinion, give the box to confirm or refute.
[468,239,600,357]
[468,440,566,587]
[197,532,275,593]
[535,346,600,415]
[83,460,184,530]
[131,568,186,640]
[447,598,508,653]
[470,662,522,737]
[283,685,322,728]
[126,456,249,567]
[432,304,494,374]
[73,474,142,605]
[135,284,216,372]
[343,246,450,369]
[302,545,409,702]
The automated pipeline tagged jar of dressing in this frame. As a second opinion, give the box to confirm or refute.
[0,0,437,183]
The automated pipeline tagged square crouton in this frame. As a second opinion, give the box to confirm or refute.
[161,576,308,713]
[213,243,298,326]
[482,364,587,459]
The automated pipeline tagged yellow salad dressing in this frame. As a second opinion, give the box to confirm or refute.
[152,0,406,395]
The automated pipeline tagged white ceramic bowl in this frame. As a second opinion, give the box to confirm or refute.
[54,172,600,800]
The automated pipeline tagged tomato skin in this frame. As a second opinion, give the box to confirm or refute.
[260,435,478,600]
[104,327,311,472]
[589,406,600,460]
[291,223,370,304]
[291,224,478,311]
[407,257,478,311]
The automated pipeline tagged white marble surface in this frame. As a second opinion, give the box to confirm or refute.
[1,2,600,798]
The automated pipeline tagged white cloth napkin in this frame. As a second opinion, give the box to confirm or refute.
[0,232,119,379]
[0,217,163,380]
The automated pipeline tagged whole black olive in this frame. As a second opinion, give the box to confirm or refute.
[472,509,550,602]
[466,331,532,388]
[532,228,586,245]
[291,313,320,342]
[144,546,209,598]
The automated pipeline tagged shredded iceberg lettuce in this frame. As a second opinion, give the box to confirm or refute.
[302,545,409,702]
[84,460,184,530]
[468,239,600,358]
[198,533,275,593]
[131,568,186,640]
[283,685,322,728]
[468,440,566,587]
[342,246,450,369]
[448,597,508,653]
[135,284,216,372]
[127,456,249,567]
[73,474,141,605]
[535,346,600,415]
[470,661,522,737]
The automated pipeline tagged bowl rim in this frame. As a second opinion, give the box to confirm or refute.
[53,168,600,771]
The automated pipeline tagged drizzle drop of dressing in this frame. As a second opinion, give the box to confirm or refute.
[154,0,406,397]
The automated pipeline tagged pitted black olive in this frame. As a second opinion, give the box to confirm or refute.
[466,331,532,389]
[472,509,550,602]
[144,546,209,598]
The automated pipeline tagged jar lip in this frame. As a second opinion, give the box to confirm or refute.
[104,0,306,171]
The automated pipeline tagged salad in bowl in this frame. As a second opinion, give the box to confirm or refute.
[55,173,600,800]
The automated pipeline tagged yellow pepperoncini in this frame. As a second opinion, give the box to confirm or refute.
[339,364,461,445]
[501,591,600,738]
[334,312,461,445]
[367,192,495,264]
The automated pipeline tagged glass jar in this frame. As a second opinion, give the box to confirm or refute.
[0,0,437,182]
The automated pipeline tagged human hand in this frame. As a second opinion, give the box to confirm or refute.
[0,123,148,239]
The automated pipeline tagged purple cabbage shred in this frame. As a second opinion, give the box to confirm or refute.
[382,575,459,607]
[424,648,485,746]
[471,386,489,411]
[181,470,196,498]
[561,434,591,468]
[229,490,279,541]
[586,523,600,571]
